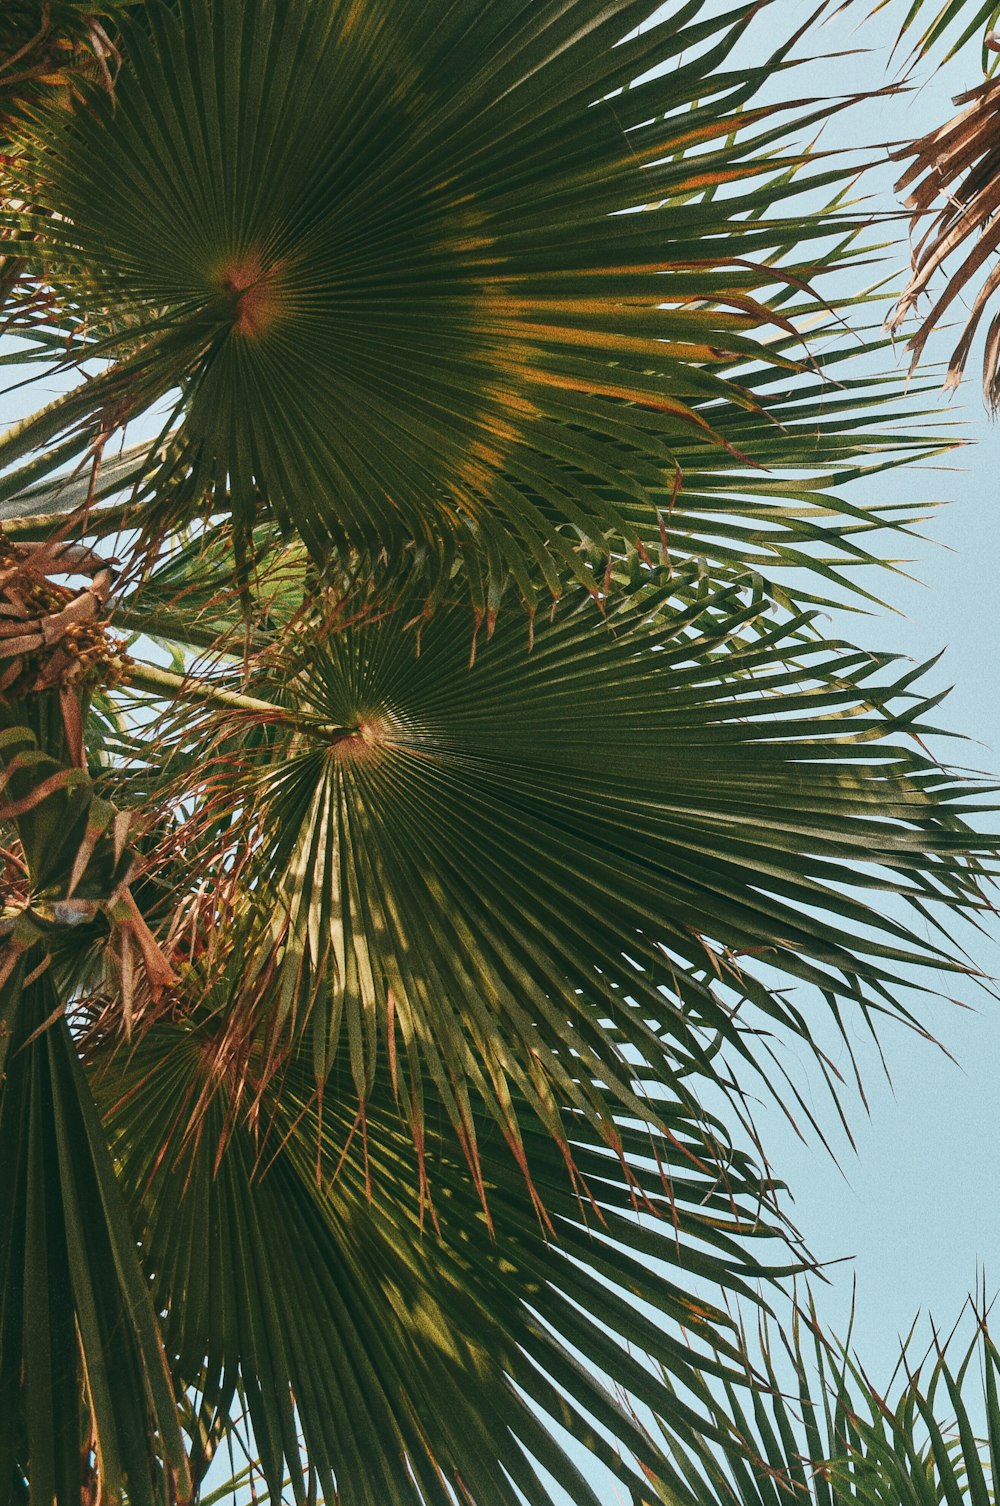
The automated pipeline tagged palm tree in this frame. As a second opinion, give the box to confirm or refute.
[0,2,996,1504]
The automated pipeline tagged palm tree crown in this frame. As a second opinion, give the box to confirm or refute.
[1,3,998,1505]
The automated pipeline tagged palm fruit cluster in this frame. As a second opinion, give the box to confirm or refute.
[0,530,127,698]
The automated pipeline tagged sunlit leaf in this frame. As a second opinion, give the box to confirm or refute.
[135,568,996,1163]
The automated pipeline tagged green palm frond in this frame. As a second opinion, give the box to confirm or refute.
[0,0,933,601]
[125,567,994,1164]
[0,951,187,1506]
[872,0,1000,67]
[0,5,997,1503]
[0,689,185,1506]
[90,1010,801,1506]
[0,436,156,537]
[108,524,311,657]
[0,346,953,612]
[646,1297,1000,1506]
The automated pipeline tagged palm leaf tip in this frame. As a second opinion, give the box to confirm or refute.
[8,0,882,591]
[875,0,1000,69]
[648,1295,1000,1506]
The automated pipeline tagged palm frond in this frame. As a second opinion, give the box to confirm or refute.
[0,3,123,134]
[871,0,1000,68]
[122,567,996,1167]
[646,1296,1000,1506]
[0,7,997,1503]
[888,72,1000,406]
[0,679,193,1506]
[0,1,128,325]
[0,0,936,601]
[0,951,187,1506]
[90,1011,802,1506]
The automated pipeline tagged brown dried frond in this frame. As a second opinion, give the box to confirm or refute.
[0,836,29,911]
[1,6,121,315]
[0,4,119,137]
[82,884,284,1175]
[889,76,1000,407]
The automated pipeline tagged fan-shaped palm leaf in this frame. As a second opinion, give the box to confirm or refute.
[127,565,995,1165]
[89,1006,802,1506]
[0,0,931,601]
[0,338,955,611]
[1,6,997,1503]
